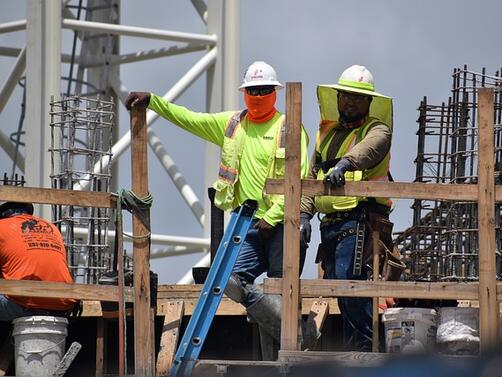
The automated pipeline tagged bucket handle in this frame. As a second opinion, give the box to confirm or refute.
[14,337,66,355]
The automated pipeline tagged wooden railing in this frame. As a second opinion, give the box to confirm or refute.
[265,85,499,353]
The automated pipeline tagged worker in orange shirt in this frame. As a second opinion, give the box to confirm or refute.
[0,201,76,321]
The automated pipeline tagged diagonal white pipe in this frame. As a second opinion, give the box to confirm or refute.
[62,19,217,45]
[74,47,217,192]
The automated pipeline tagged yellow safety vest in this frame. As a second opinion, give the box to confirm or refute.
[314,117,392,213]
[213,110,286,211]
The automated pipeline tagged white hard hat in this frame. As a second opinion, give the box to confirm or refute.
[239,61,284,91]
[337,65,376,95]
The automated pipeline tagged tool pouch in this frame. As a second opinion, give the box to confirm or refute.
[363,213,406,281]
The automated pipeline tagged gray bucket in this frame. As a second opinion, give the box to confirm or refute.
[382,307,438,353]
[437,307,479,355]
[12,316,68,377]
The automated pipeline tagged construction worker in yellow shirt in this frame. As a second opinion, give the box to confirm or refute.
[126,61,318,355]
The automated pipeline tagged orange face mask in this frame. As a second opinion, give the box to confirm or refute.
[244,91,277,123]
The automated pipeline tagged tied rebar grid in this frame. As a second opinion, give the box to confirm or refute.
[398,66,502,282]
[49,95,114,284]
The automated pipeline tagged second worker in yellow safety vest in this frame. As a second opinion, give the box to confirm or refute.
[301,65,394,352]
[126,61,318,357]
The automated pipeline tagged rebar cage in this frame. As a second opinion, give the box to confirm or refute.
[50,95,114,284]
[398,66,502,282]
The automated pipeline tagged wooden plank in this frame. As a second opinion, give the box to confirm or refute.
[0,185,116,208]
[266,179,502,202]
[263,278,502,301]
[278,350,387,367]
[84,297,342,317]
[281,82,302,351]
[477,87,498,351]
[95,318,105,377]
[372,230,380,352]
[156,301,184,377]
[0,279,134,302]
[307,300,329,340]
[131,106,154,377]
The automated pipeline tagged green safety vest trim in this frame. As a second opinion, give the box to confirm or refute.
[314,117,392,213]
[213,111,286,211]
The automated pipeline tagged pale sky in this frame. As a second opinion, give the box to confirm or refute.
[0,0,500,283]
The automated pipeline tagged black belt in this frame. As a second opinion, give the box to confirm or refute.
[321,202,389,222]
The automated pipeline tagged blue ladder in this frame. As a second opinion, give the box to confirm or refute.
[168,200,257,377]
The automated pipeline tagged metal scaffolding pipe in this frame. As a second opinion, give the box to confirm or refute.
[70,226,210,248]
[0,47,26,113]
[0,131,25,172]
[150,247,203,259]
[0,46,78,64]
[148,130,205,226]
[0,19,26,34]
[191,0,208,23]
[83,44,207,68]
[62,19,217,45]
[74,47,217,191]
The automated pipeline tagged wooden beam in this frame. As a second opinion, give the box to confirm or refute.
[84,296,343,317]
[278,350,386,367]
[477,87,498,351]
[306,300,329,346]
[265,179,502,202]
[95,318,105,377]
[131,106,154,377]
[156,301,184,377]
[263,278,502,301]
[0,279,134,302]
[280,82,302,351]
[371,230,380,352]
[0,185,116,208]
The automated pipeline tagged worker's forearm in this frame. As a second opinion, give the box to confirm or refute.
[344,124,391,170]
[148,93,229,146]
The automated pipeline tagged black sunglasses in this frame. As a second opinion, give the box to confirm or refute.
[338,91,370,104]
[246,86,275,96]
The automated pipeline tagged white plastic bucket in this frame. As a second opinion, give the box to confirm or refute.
[382,307,437,353]
[12,316,68,377]
[437,307,479,355]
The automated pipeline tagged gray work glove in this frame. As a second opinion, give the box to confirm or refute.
[323,158,352,187]
[125,91,151,110]
[299,212,312,245]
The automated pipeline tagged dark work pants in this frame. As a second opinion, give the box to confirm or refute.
[320,219,373,352]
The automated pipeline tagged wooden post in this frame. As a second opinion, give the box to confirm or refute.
[372,230,380,352]
[131,106,153,376]
[280,82,302,351]
[477,87,498,351]
[156,301,184,376]
[95,318,105,377]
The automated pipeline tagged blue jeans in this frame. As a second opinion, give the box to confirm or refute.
[0,295,34,321]
[232,220,307,307]
[320,219,373,351]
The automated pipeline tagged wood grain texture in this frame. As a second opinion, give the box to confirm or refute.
[130,106,154,376]
[278,350,387,367]
[0,185,116,208]
[266,179,502,202]
[281,82,302,351]
[156,301,184,376]
[0,279,133,302]
[263,278,502,301]
[477,88,499,350]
